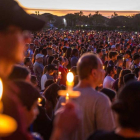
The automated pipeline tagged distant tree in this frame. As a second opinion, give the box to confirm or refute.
[95,11,100,15]
[88,13,92,18]
[79,11,83,17]
[111,12,118,18]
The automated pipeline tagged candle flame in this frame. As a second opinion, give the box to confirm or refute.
[0,79,3,100]
[38,98,42,103]
[67,72,74,83]
[66,93,69,97]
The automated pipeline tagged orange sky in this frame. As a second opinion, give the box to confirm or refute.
[24,8,140,17]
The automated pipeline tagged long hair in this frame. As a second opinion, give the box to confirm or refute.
[118,69,131,89]
[32,48,39,63]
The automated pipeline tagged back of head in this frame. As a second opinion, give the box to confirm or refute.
[101,88,116,102]
[47,56,54,65]
[72,49,78,56]
[8,65,30,81]
[24,57,31,65]
[109,51,118,59]
[31,75,37,85]
[47,48,53,56]
[123,73,137,84]
[118,69,131,88]
[52,60,60,66]
[77,53,99,80]
[117,55,123,61]
[13,80,40,110]
[112,81,140,131]
[133,53,140,61]
[44,79,54,89]
[44,83,61,108]
[97,48,102,54]
[106,65,114,75]
[125,50,131,57]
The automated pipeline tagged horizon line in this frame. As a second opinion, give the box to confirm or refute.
[23,7,140,13]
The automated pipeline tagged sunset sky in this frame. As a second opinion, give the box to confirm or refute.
[17,0,140,17]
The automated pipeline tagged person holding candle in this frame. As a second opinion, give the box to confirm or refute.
[58,57,68,86]
[41,65,57,91]
[56,53,115,140]
[0,0,45,139]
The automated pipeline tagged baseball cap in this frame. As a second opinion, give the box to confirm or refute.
[47,64,58,71]
[111,45,116,49]
[0,0,45,31]
[36,54,44,59]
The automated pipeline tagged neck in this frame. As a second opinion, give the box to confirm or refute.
[108,74,114,78]
[0,60,13,79]
[115,127,140,138]
[76,79,96,89]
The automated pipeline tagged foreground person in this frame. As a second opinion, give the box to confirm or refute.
[56,53,115,140]
[88,81,140,140]
[0,0,45,139]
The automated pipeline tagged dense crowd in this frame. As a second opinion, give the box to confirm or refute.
[1,0,140,140]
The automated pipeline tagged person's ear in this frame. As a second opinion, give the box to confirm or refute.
[91,69,97,78]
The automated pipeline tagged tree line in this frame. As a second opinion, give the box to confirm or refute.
[32,11,140,31]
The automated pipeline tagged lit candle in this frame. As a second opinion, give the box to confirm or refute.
[58,72,80,104]
[103,66,105,70]
[0,78,17,137]
[123,57,125,61]
[66,72,74,91]
[58,72,61,79]
[58,72,61,76]
[38,98,42,106]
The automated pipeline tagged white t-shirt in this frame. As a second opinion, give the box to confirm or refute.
[103,76,115,89]
[41,74,47,90]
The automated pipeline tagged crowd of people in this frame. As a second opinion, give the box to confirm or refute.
[1,0,140,140]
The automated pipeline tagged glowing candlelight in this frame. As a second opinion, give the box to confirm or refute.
[66,72,74,91]
[0,79,3,113]
[0,115,17,137]
[0,78,17,137]
[66,93,69,102]
[58,72,80,104]
[123,57,125,61]
[103,66,105,70]
[58,72,61,79]
[0,79,3,100]
[38,98,42,106]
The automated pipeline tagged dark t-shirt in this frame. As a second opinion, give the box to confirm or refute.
[33,106,53,140]
[88,131,140,140]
